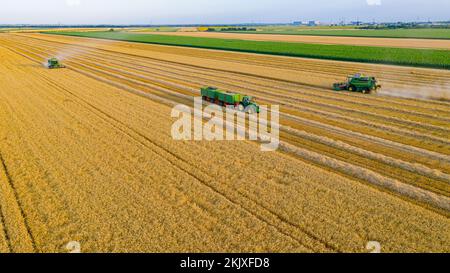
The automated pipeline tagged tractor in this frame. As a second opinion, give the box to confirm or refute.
[201,87,260,114]
[333,73,381,94]
[47,58,65,69]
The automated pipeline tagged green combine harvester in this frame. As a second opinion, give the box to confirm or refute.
[47,58,65,69]
[333,73,381,94]
[201,87,260,114]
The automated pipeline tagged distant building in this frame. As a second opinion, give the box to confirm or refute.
[293,21,319,26]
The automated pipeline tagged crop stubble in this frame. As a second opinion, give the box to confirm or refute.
[0,33,449,252]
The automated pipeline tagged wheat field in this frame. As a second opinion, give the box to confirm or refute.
[0,33,449,253]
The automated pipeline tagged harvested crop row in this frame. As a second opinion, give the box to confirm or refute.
[279,141,450,211]
[281,126,450,183]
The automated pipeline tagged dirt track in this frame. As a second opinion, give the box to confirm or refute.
[0,33,449,252]
[139,31,450,50]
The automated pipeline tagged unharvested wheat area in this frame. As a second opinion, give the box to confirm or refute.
[0,33,449,253]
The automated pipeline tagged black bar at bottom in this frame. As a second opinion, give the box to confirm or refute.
[0,253,444,272]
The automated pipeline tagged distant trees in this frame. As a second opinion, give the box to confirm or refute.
[205,27,257,32]
[359,23,450,29]
[220,27,257,32]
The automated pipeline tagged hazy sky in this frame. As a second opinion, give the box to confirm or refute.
[1,0,449,25]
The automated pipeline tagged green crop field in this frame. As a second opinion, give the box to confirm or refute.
[48,31,450,69]
[230,28,450,39]
[128,27,180,32]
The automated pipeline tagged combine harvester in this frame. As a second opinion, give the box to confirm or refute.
[47,58,66,69]
[333,73,381,94]
[201,87,260,114]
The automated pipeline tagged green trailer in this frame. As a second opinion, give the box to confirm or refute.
[333,73,381,94]
[218,92,241,106]
[201,87,260,114]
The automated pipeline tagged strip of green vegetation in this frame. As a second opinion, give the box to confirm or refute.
[129,27,180,32]
[230,28,450,39]
[47,31,450,69]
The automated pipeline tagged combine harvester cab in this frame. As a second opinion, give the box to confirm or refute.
[47,58,66,69]
[333,73,381,94]
[201,87,260,114]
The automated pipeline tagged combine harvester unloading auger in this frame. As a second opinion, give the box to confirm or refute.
[47,58,66,69]
[333,73,381,94]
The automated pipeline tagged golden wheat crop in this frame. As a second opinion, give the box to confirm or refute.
[0,33,448,253]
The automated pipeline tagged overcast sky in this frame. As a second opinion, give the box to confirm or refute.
[1,0,449,25]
